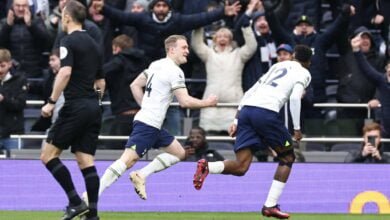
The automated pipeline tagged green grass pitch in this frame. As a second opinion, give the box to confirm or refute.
[1,211,390,220]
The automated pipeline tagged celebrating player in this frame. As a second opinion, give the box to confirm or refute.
[193,45,313,219]
[96,35,218,200]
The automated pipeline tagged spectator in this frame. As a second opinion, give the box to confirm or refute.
[184,126,224,162]
[267,5,355,113]
[31,49,65,132]
[337,26,386,135]
[29,0,50,20]
[0,0,50,78]
[236,9,281,92]
[0,49,28,151]
[351,34,390,151]
[193,4,257,135]
[121,0,150,56]
[92,0,241,64]
[344,122,390,163]
[276,43,293,62]
[104,34,146,148]
[350,0,388,54]
[50,0,103,52]
[87,0,118,62]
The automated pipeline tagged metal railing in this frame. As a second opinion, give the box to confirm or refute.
[15,101,383,150]
[9,134,390,150]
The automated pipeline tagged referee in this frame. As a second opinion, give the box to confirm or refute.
[40,1,104,220]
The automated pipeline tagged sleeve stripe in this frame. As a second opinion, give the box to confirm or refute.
[172,85,186,91]
[142,71,148,78]
[297,81,305,87]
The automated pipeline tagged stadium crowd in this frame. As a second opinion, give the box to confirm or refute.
[0,0,390,153]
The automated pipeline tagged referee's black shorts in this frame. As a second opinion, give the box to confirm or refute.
[47,98,102,155]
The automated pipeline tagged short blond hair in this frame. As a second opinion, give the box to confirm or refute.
[164,35,187,52]
[212,27,233,43]
[0,49,12,62]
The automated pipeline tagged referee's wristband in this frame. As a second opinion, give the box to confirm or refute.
[233,118,238,125]
[47,97,56,104]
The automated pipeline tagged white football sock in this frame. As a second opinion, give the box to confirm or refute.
[264,180,286,207]
[99,159,127,195]
[208,161,224,174]
[138,153,180,178]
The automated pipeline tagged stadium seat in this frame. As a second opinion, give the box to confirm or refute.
[100,115,115,135]
[305,143,327,151]
[331,143,361,152]
[208,141,234,150]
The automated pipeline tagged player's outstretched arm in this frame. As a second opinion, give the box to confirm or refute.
[130,72,147,106]
[174,88,218,109]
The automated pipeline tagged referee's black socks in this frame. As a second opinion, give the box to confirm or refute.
[82,166,100,218]
[45,158,82,206]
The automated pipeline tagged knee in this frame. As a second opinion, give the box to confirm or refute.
[235,164,250,176]
[278,151,296,167]
[235,166,249,176]
[177,150,186,161]
[40,152,51,164]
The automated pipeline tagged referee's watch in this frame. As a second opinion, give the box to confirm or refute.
[47,97,56,104]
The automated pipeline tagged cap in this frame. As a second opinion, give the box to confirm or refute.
[353,26,373,38]
[277,44,293,54]
[295,15,313,26]
[149,0,171,10]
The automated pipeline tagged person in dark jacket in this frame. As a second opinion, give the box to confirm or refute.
[0,49,28,150]
[104,34,146,149]
[344,122,390,163]
[336,26,386,135]
[0,0,50,78]
[184,126,224,162]
[92,0,241,63]
[235,8,293,92]
[51,0,103,53]
[351,34,390,151]
[267,4,356,119]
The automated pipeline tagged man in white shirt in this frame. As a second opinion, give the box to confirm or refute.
[97,35,218,200]
[193,45,312,219]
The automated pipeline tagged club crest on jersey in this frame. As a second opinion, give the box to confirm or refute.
[60,47,68,60]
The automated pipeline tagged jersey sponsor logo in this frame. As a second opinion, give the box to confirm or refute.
[60,47,68,60]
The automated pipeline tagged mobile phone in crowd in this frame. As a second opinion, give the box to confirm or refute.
[367,135,376,147]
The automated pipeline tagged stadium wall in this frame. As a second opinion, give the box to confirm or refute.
[0,160,389,214]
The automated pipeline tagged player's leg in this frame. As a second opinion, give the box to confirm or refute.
[99,148,140,195]
[262,135,295,218]
[41,143,87,220]
[193,148,253,190]
[261,148,294,219]
[130,131,180,200]
[136,139,184,178]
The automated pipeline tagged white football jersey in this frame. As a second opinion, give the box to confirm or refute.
[134,57,186,129]
[240,60,311,112]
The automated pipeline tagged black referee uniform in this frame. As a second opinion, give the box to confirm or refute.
[47,30,104,156]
